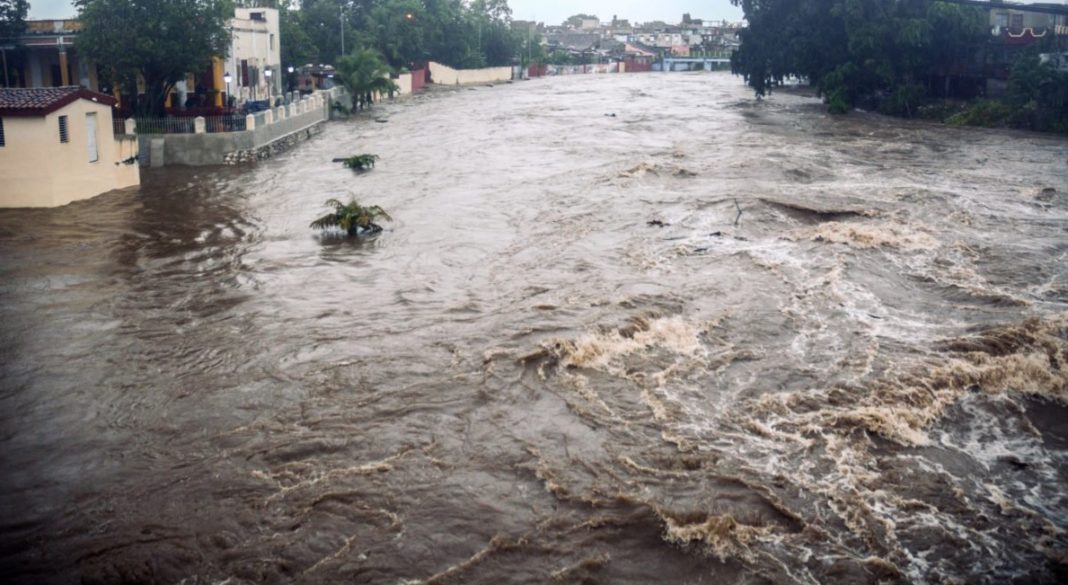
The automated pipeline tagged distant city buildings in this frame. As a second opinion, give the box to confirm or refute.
[541,13,742,63]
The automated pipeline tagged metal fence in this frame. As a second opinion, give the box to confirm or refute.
[118,115,249,135]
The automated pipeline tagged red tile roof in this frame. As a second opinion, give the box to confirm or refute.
[0,86,118,117]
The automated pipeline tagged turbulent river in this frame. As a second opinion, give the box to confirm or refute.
[1,72,1067,584]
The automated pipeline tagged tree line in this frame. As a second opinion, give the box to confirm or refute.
[280,0,540,71]
[729,0,1068,133]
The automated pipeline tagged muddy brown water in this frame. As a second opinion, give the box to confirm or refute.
[1,73,1067,584]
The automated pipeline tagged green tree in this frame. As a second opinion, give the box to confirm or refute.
[1006,52,1068,133]
[0,0,27,44]
[730,0,988,115]
[286,0,526,71]
[0,0,29,87]
[76,0,233,115]
[279,0,316,68]
[369,0,428,67]
[335,47,397,110]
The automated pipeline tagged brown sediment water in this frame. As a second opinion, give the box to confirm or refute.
[1,72,1067,584]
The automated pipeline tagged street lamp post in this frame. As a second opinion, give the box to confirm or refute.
[264,68,273,104]
[287,65,295,93]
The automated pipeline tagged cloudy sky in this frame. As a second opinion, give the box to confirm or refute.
[28,1,744,23]
[508,1,743,24]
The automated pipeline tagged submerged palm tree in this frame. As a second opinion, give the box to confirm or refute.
[336,49,399,112]
[310,198,392,236]
[332,154,379,171]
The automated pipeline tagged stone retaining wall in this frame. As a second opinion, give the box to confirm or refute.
[223,122,324,164]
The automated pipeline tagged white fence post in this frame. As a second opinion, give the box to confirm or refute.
[276,105,286,121]
[124,118,135,135]
[194,116,206,134]
[245,113,256,131]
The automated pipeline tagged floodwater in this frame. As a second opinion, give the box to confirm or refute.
[1,72,1067,584]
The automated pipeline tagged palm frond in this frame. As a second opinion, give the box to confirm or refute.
[310,213,341,230]
[311,198,392,236]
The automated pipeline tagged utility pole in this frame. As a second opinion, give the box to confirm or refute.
[340,6,345,56]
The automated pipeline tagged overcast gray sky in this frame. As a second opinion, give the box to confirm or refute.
[27,1,744,23]
[508,1,743,25]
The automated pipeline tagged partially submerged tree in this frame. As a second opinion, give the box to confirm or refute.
[335,48,398,111]
[310,198,392,236]
[75,0,233,116]
[333,154,379,171]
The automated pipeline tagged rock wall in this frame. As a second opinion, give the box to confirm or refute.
[223,122,324,165]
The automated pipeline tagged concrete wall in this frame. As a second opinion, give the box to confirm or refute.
[428,62,513,85]
[395,73,413,96]
[138,92,330,167]
[1,100,140,208]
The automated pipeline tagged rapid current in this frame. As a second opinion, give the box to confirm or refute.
[1,72,1067,584]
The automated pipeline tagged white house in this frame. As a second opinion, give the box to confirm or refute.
[225,7,282,103]
[0,87,140,208]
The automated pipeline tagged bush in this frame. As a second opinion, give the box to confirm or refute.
[879,82,926,117]
[946,100,1013,127]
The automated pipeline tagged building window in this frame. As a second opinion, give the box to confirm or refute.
[250,12,265,21]
[59,115,69,143]
[1011,14,1024,32]
[270,34,275,50]
[0,118,5,147]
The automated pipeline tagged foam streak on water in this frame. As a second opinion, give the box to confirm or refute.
[1,74,1067,584]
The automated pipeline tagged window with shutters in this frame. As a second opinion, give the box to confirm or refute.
[59,115,69,143]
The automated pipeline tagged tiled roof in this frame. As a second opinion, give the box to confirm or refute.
[0,86,117,117]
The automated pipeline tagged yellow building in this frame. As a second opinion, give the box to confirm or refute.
[0,87,140,208]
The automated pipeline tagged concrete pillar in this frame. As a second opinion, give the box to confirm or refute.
[124,118,135,135]
[211,57,225,107]
[288,103,297,118]
[245,114,256,130]
[58,50,70,86]
[29,52,43,87]
[150,138,165,167]
[276,105,286,120]
[194,116,206,134]
[264,109,273,124]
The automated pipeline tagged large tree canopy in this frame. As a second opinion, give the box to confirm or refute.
[76,0,233,115]
[0,0,29,87]
[730,0,988,114]
[281,0,525,70]
[0,0,28,45]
